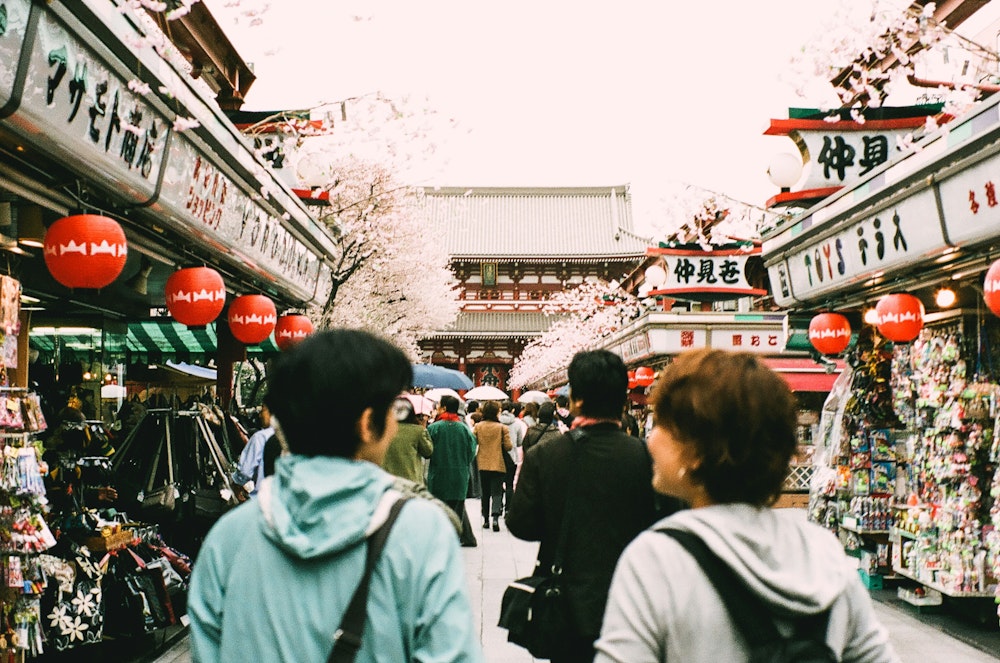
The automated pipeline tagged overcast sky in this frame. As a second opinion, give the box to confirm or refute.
[203,1,855,229]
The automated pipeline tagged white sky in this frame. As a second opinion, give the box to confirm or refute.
[202,1,847,229]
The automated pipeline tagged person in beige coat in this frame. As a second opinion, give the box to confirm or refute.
[473,400,511,531]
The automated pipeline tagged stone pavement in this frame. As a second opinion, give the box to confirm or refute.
[145,500,999,663]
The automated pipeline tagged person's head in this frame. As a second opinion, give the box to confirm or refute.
[500,400,515,414]
[480,400,500,422]
[537,401,555,425]
[255,404,272,429]
[439,394,460,414]
[555,395,569,409]
[264,329,410,462]
[466,400,480,414]
[648,349,797,507]
[567,350,627,419]
[522,401,539,419]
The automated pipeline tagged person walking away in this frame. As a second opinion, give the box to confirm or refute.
[554,394,574,430]
[382,398,434,486]
[427,394,479,547]
[499,401,526,515]
[521,401,561,456]
[464,400,480,429]
[507,350,661,663]
[521,401,539,428]
[188,329,483,663]
[473,401,511,531]
[595,349,899,663]
[231,404,274,498]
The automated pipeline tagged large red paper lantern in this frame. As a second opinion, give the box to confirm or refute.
[43,214,127,289]
[875,293,924,342]
[808,313,852,355]
[274,314,314,350]
[627,370,638,390]
[984,259,1000,317]
[634,366,656,387]
[165,267,225,327]
[228,294,277,345]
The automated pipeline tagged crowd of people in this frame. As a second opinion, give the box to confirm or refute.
[187,328,901,663]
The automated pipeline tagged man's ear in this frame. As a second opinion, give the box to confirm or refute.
[356,407,376,448]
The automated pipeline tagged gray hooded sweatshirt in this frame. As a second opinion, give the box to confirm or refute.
[595,504,900,663]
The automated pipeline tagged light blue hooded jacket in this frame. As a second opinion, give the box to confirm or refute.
[188,455,483,663]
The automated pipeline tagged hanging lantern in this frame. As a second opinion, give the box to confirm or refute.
[43,214,127,289]
[274,314,314,350]
[165,267,226,327]
[808,313,852,355]
[984,259,1000,317]
[627,370,638,390]
[634,366,656,388]
[875,293,924,342]
[228,294,277,345]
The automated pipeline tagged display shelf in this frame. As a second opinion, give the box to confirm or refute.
[890,527,917,540]
[840,521,890,535]
[891,565,996,598]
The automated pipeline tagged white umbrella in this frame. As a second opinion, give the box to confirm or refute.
[517,390,550,404]
[464,385,508,401]
[401,393,436,416]
[424,387,464,403]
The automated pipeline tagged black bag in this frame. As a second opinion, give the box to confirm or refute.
[661,529,837,663]
[497,572,571,658]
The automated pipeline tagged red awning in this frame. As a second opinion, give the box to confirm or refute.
[762,358,845,393]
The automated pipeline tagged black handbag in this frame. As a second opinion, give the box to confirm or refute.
[497,428,584,656]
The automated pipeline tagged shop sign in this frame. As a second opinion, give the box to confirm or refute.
[712,329,783,353]
[645,327,780,354]
[767,187,944,307]
[794,129,913,191]
[648,246,765,297]
[937,151,1000,247]
[0,4,169,204]
[619,331,651,363]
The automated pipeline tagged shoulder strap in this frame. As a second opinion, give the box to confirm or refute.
[328,497,410,663]
[549,428,587,572]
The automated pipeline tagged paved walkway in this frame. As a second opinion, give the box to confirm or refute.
[148,501,999,662]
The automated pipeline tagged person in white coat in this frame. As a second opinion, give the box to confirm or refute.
[595,349,900,663]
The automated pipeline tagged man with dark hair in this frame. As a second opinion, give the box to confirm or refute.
[507,349,661,663]
[188,330,482,662]
[521,401,561,456]
[427,395,479,547]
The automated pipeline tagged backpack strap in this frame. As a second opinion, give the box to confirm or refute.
[659,528,831,650]
[328,497,410,663]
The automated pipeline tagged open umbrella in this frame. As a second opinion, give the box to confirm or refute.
[401,393,436,417]
[424,388,464,403]
[555,384,570,398]
[464,385,508,401]
[517,390,550,405]
[411,363,474,390]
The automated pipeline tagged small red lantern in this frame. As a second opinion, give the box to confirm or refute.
[228,294,277,345]
[808,313,852,355]
[274,314,314,350]
[984,259,1000,317]
[627,370,638,390]
[875,293,924,342]
[634,366,656,388]
[165,267,225,327]
[43,214,127,289]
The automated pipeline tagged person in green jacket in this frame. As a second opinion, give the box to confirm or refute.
[427,395,478,547]
[382,398,434,485]
[188,329,483,663]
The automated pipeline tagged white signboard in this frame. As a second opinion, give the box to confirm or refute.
[650,249,764,297]
[796,129,912,191]
[937,151,1000,247]
[0,0,30,109]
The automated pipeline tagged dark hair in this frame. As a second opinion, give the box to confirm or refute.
[480,400,500,421]
[537,401,555,424]
[466,400,480,413]
[567,349,627,419]
[555,395,569,407]
[440,395,460,414]
[264,329,411,457]
[522,401,539,419]
[651,349,797,507]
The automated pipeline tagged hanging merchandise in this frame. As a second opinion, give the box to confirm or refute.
[274,314,314,350]
[875,293,924,342]
[809,312,852,355]
[228,294,277,345]
[164,267,226,327]
[43,214,128,289]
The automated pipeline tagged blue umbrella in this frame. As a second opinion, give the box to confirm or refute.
[411,364,474,390]
[555,384,570,397]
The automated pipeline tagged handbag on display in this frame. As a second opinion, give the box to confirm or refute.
[140,426,177,516]
[497,428,584,657]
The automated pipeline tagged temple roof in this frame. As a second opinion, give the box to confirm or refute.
[425,311,567,338]
[420,186,650,259]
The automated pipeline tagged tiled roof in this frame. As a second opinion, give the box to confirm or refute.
[420,186,650,259]
[426,311,567,337]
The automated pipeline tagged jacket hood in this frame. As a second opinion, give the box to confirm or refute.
[662,504,854,615]
[498,412,517,425]
[257,455,394,560]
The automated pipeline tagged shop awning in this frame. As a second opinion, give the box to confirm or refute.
[30,321,279,358]
[762,358,845,393]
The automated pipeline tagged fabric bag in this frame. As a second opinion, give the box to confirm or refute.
[497,571,571,658]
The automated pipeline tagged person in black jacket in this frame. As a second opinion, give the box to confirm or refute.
[506,349,662,663]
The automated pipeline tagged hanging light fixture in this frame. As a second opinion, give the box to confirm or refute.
[43,214,127,288]
[934,287,956,308]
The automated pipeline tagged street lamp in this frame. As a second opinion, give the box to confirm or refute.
[644,264,667,289]
[767,152,803,192]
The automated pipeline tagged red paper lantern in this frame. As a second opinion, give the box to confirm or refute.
[875,293,924,342]
[228,294,277,345]
[43,214,127,289]
[634,366,656,387]
[808,313,852,355]
[627,370,638,390]
[165,267,226,327]
[274,314,314,350]
[984,259,1000,317]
